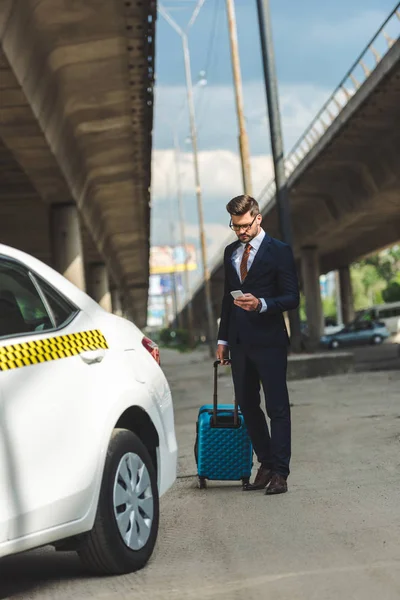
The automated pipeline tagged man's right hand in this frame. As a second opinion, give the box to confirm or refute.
[216,344,230,365]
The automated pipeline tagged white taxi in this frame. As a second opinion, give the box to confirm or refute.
[0,244,177,574]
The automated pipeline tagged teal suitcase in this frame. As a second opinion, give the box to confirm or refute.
[194,360,253,489]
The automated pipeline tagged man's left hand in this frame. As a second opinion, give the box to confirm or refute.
[234,293,259,312]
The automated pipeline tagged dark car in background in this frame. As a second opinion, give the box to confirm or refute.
[320,320,390,350]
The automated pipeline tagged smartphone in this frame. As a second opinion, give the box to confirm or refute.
[231,290,244,299]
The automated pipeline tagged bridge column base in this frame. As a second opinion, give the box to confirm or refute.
[88,263,112,312]
[301,246,324,351]
[339,266,355,325]
[50,203,86,292]
[111,288,123,317]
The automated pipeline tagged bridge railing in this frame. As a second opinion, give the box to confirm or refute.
[257,4,400,209]
[185,5,400,307]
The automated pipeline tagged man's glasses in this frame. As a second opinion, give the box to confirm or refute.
[229,214,259,232]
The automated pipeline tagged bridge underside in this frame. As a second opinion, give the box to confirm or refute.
[0,0,155,326]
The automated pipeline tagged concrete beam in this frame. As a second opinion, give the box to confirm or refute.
[0,0,155,328]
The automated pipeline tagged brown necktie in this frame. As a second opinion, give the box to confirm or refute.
[239,243,252,282]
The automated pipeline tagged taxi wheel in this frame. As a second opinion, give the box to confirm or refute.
[78,428,159,575]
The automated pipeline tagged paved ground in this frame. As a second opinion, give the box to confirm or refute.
[1,349,400,600]
[353,342,400,372]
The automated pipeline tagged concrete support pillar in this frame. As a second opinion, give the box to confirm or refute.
[301,246,324,350]
[339,265,355,324]
[50,204,86,291]
[335,271,344,327]
[88,263,112,312]
[121,295,134,322]
[111,288,123,317]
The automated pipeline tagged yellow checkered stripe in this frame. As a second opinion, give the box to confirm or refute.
[0,329,108,371]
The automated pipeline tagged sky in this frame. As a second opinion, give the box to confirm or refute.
[150,0,398,296]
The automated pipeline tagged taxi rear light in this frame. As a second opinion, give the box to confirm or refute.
[142,336,160,365]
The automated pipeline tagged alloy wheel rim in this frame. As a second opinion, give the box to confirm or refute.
[113,452,154,550]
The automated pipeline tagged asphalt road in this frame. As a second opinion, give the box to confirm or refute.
[1,349,400,600]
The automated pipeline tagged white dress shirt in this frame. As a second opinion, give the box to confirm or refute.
[218,229,267,346]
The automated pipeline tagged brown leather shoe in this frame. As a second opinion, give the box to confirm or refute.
[265,473,288,495]
[244,465,272,491]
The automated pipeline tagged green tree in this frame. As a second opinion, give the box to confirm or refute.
[382,282,400,303]
[364,246,400,284]
[322,296,337,319]
[351,262,384,309]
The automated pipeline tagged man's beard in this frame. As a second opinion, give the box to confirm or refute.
[238,227,259,242]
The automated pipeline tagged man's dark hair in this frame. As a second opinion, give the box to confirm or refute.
[226,194,259,217]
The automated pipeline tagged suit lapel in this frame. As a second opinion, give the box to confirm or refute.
[246,232,271,279]
[227,241,241,287]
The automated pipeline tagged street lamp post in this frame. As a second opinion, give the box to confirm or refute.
[159,77,205,345]
[166,173,179,328]
[159,2,216,356]
[174,131,195,346]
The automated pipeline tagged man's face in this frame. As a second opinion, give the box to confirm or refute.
[230,211,262,243]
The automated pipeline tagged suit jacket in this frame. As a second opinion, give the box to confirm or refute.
[217,233,300,347]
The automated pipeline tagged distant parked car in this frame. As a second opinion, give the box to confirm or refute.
[300,319,343,338]
[355,302,400,335]
[321,320,390,350]
[324,324,345,336]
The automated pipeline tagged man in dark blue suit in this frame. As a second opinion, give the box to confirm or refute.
[217,194,299,495]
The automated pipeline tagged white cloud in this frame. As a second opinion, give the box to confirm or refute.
[153,80,332,155]
[184,222,229,267]
[151,148,274,203]
[151,79,338,279]
[151,80,332,274]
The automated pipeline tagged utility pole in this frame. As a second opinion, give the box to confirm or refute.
[174,132,195,345]
[169,228,180,329]
[160,2,216,357]
[182,35,216,353]
[256,0,302,352]
[166,174,179,328]
[225,0,253,196]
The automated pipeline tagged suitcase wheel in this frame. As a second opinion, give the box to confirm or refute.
[242,477,250,491]
[198,476,207,490]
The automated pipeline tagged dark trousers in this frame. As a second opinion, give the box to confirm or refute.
[230,342,291,478]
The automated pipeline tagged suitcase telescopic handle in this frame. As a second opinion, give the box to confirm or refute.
[213,359,239,426]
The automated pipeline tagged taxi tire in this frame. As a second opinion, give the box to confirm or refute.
[78,428,159,575]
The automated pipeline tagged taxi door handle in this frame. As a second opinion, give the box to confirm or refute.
[79,349,105,364]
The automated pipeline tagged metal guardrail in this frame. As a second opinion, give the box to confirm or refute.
[186,4,400,305]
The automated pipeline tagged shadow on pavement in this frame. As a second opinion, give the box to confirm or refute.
[0,549,89,599]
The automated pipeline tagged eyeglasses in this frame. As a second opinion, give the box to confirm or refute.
[229,214,259,232]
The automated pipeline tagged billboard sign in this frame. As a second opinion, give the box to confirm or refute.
[150,244,197,275]
[147,295,167,327]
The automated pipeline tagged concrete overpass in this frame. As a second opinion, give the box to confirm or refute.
[0,0,156,327]
[182,7,400,346]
